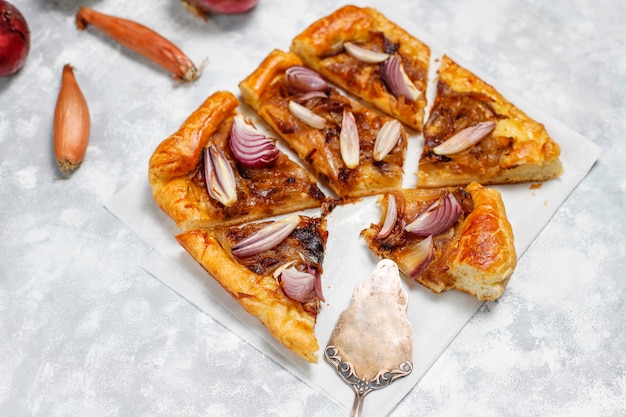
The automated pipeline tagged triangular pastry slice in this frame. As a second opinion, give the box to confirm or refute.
[417,55,563,187]
[291,5,430,132]
[176,214,328,363]
[149,90,326,230]
[361,182,517,300]
[239,49,408,199]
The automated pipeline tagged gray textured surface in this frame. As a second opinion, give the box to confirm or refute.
[1,0,625,416]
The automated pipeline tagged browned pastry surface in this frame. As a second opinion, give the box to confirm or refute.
[418,55,563,187]
[239,49,407,199]
[291,5,430,132]
[361,182,516,300]
[176,215,328,363]
[148,90,325,230]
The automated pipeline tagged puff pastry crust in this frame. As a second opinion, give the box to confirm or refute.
[176,215,328,363]
[417,55,563,187]
[361,182,516,300]
[239,49,408,199]
[148,90,325,230]
[290,5,430,132]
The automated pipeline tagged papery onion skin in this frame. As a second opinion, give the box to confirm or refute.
[405,193,462,237]
[76,7,199,82]
[231,214,300,258]
[181,0,258,17]
[229,114,279,168]
[280,267,317,303]
[54,64,90,177]
[0,1,30,77]
[382,55,421,102]
[285,65,329,93]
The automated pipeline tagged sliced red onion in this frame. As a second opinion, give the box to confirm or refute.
[432,121,497,155]
[382,55,421,102]
[311,266,325,302]
[285,65,329,93]
[344,42,390,64]
[405,193,462,237]
[403,235,434,279]
[204,145,237,207]
[229,114,279,168]
[288,100,326,129]
[231,214,300,258]
[378,193,397,238]
[293,90,328,102]
[280,267,316,303]
[373,119,402,161]
[340,108,360,169]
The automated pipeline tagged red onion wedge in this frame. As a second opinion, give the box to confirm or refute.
[344,42,390,64]
[204,145,237,207]
[285,65,329,93]
[405,193,462,237]
[378,194,397,238]
[231,214,300,258]
[402,235,434,279]
[382,55,421,102]
[433,121,497,155]
[0,1,30,77]
[373,119,402,161]
[340,108,360,169]
[229,114,279,168]
[279,267,317,303]
[288,100,326,129]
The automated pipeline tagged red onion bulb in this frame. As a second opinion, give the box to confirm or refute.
[181,0,258,16]
[0,1,30,77]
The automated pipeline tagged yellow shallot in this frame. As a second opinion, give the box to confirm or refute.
[54,64,90,177]
[75,7,200,82]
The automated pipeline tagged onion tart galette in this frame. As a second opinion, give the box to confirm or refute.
[291,5,431,132]
[148,90,326,230]
[361,182,517,301]
[176,214,328,363]
[239,49,408,199]
[417,55,563,187]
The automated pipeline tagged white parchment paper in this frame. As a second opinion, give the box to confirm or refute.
[105,24,601,416]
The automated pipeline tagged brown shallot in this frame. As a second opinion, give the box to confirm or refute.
[75,7,199,82]
[54,64,90,177]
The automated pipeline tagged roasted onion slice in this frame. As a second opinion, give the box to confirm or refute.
[288,100,326,129]
[340,108,360,169]
[204,145,237,207]
[405,193,462,237]
[382,55,421,102]
[285,65,329,93]
[279,267,317,303]
[344,42,390,63]
[402,235,434,279]
[378,193,397,238]
[432,121,497,155]
[373,119,402,161]
[231,214,300,258]
[229,114,279,168]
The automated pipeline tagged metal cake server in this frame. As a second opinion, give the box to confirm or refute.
[325,259,413,417]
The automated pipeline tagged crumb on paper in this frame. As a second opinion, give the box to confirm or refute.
[544,200,548,206]
[530,183,542,190]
